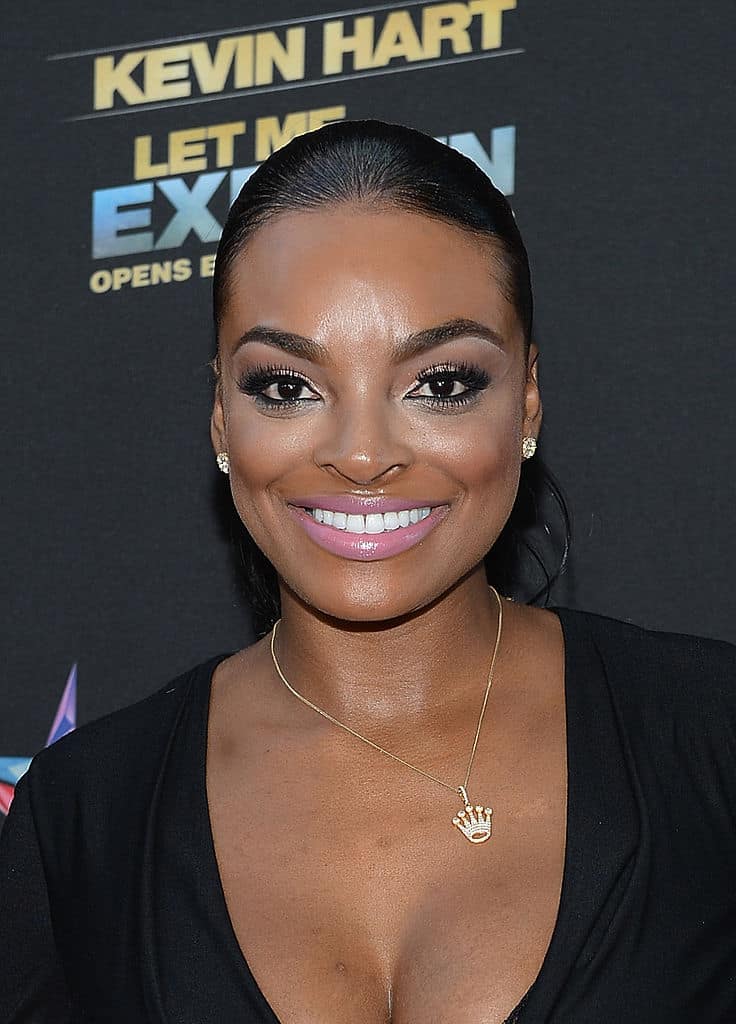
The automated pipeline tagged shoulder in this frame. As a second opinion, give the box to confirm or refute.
[557,607,736,850]
[17,653,230,875]
[24,653,226,800]
[556,603,736,720]
[560,603,735,670]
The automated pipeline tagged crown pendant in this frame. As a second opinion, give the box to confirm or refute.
[452,785,493,844]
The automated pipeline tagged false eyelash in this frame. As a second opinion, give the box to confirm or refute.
[235,363,316,408]
[410,361,491,408]
[235,360,492,411]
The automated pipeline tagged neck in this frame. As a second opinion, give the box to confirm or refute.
[266,568,505,726]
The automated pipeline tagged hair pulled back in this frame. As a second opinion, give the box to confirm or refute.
[213,119,569,636]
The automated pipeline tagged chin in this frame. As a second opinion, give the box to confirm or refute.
[280,566,471,626]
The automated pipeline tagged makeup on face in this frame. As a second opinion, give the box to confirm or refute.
[286,501,451,561]
[214,207,532,596]
[227,329,509,561]
[234,350,494,415]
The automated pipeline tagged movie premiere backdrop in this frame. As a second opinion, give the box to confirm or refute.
[2,1,735,819]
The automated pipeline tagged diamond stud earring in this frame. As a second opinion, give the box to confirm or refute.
[216,452,230,474]
[522,436,537,460]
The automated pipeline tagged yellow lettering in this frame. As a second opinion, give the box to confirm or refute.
[94,52,145,110]
[112,266,133,290]
[168,128,208,175]
[206,121,247,167]
[90,260,192,293]
[144,45,191,102]
[133,122,247,179]
[254,28,305,85]
[200,253,216,278]
[90,270,112,293]
[373,11,424,66]
[322,16,375,74]
[468,0,516,50]
[422,3,473,59]
[233,36,255,88]
[150,262,173,285]
[256,105,347,161]
[133,136,169,180]
[255,112,308,161]
[307,106,346,132]
[189,39,237,94]
[173,258,193,282]
[131,264,151,288]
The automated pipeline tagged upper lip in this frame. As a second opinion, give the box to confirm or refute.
[288,495,449,515]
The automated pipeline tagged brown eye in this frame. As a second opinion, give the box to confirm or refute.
[408,362,491,409]
[263,379,310,402]
[414,376,468,399]
[236,365,320,409]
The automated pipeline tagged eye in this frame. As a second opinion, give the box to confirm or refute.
[236,364,319,409]
[408,362,491,408]
[261,377,314,403]
[412,377,471,399]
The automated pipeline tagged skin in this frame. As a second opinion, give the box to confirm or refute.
[208,204,567,1023]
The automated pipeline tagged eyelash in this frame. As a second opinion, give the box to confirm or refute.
[235,361,491,412]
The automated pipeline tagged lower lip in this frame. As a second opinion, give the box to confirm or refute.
[287,504,451,561]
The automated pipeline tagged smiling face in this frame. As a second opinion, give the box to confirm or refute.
[211,203,541,622]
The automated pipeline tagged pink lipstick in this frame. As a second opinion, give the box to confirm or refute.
[286,497,451,561]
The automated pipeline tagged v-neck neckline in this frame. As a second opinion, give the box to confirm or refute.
[185,605,639,1024]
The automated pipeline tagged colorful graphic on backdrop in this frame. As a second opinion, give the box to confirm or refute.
[47,1,521,296]
[0,665,77,816]
[2,1,521,813]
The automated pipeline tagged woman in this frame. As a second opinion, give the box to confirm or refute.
[1,120,734,1023]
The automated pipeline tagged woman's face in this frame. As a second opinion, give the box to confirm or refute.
[212,204,541,622]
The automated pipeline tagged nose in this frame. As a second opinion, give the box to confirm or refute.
[312,394,414,487]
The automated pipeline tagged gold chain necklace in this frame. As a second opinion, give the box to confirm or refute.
[269,584,504,845]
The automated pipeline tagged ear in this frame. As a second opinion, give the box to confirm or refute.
[523,342,543,435]
[209,354,227,456]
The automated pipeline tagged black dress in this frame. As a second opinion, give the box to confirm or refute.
[1,605,735,1023]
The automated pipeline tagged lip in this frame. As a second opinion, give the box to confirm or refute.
[287,494,444,515]
[287,503,451,561]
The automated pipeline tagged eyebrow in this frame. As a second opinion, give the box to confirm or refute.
[231,317,506,364]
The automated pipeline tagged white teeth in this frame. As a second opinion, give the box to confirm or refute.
[305,507,433,534]
[345,514,365,533]
[365,514,384,534]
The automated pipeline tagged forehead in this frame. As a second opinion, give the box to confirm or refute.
[221,205,519,348]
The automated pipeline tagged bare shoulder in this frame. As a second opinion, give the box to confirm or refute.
[209,633,281,730]
[503,598,564,661]
[488,598,566,713]
[511,598,563,633]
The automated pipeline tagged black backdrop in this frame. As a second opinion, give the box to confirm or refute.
[2,1,735,810]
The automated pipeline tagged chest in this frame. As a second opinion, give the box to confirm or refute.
[206,697,567,1024]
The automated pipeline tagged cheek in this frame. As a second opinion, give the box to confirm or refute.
[425,416,517,476]
[224,383,524,556]
[224,406,301,527]
[424,424,521,549]
[227,406,308,475]
[414,388,523,486]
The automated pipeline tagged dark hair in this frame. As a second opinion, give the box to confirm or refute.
[213,119,570,636]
